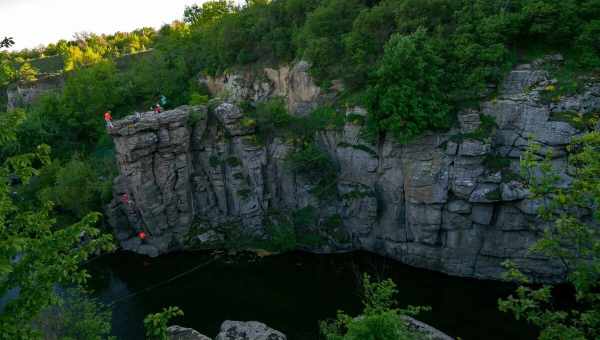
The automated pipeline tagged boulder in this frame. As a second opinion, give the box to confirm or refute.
[403,316,454,340]
[215,321,286,340]
[168,326,212,340]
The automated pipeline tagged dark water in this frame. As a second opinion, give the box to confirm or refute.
[87,250,537,340]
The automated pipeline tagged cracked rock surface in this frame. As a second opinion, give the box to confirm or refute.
[107,60,599,282]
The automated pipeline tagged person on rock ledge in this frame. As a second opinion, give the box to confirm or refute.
[104,110,113,129]
[151,103,162,114]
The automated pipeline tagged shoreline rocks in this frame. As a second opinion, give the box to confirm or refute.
[168,318,454,340]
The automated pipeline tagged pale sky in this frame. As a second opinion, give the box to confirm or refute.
[1,0,242,51]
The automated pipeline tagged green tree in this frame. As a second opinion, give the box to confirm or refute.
[320,274,430,340]
[17,62,38,82]
[0,113,115,339]
[64,45,103,71]
[32,288,113,340]
[296,0,365,82]
[38,157,111,219]
[499,131,600,340]
[144,306,184,340]
[365,29,451,143]
[184,0,235,27]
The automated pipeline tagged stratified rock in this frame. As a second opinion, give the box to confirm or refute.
[501,181,530,201]
[168,326,212,340]
[447,200,471,214]
[471,205,494,225]
[458,111,481,133]
[469,184,501,203]
[6,73,65,110]
[202,61,326,116]
[106,58,600,283]
[458,140,491,157]
[215,321,286,340]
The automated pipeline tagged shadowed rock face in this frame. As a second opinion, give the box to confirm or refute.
[6,74,65,111]
[106,60,599,282]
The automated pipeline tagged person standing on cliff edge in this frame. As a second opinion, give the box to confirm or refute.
[104,111,114,129]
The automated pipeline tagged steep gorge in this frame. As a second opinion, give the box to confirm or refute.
[105,58,600,282]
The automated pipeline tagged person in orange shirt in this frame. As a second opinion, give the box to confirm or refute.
[104,111,114,129]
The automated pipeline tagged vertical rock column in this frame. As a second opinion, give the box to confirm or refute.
[107,107,197,257]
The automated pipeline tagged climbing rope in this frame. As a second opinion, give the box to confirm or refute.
[106,257,217,307]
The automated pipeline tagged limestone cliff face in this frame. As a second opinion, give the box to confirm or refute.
[201,61,333,116]
[107,60,600,282]
[6,74,64,111]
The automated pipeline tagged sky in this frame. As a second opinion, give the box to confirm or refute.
[1,0,240,51]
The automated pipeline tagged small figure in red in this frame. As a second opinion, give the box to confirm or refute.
[137,231,147,240]
[104,111,114,129]
[153,103,162,114]
[121,193,133,206]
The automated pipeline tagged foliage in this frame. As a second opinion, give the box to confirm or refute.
[265,222,297,253]
[64,45,103,71]
[144,306,184,340]
[320,274,430,340]
[498,131,600,340]
[549,111,600,131]
[36,157,112,219]
[0,113,115,339]
[184,0,236,28]
[246,98,292,144]
[450,114,498,143]
[189,92,209,106]
[286,142,338,200]
[296,0,365,82]
[17,62,38,82]
[365,29,451,143]
[32,288,114,340]
[1,37,14,48]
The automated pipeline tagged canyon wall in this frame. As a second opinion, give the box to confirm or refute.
[5,74,65,111]
[106,59,599,282]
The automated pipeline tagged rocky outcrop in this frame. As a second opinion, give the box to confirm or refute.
[6,74,64,111]
[107,59,599,282]
[201,61,333,116]
[168,325,212,340]
[215,321,286,340]
[168,319,454,340]
[403,316,454,340]
[168,321,286,340]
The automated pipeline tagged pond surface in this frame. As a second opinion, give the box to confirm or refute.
[87,250,537,340]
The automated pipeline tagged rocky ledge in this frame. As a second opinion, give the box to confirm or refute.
[167,319,453,340]
[106,58,599,282]
[168,321,286,340]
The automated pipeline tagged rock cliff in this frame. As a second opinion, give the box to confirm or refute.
[106,59,599,282]
[6,74,65,111]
